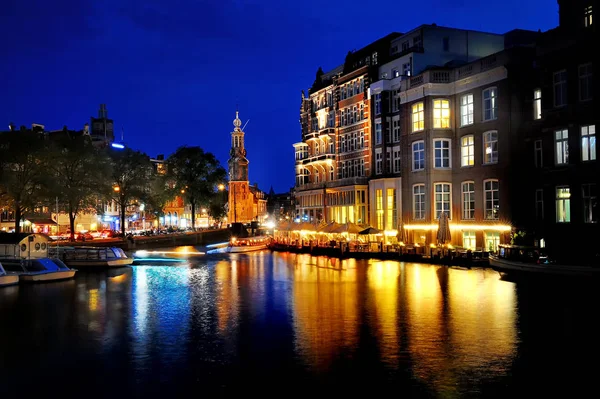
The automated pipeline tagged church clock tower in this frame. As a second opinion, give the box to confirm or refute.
[228,111,251,223]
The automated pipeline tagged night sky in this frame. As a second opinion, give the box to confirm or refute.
[1,0,558,193]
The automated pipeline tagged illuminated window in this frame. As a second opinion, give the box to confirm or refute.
[413,184,425,220]
[579,63,593,101]
[482,87,497,121]
[463,231,476,250]
[412,141,425,171]
[533,89,542,120]
[582,184,597,223]
[553,70,567,107]
[462,181,475,220]
[555,129,569,164]
[483,131,498,164]
[534,139,543,168]
[433,139,451,168]
[584,5,593,27]
[375,149,383,175]
[484,179,499,220]
[412,102,424,132]
[393,146,401,173]
[556,186,571,223]
[460,94,474,126]
[581,125,596,161]
[485,231,500,253]
[461,135,474,167]
[536,189,544,220]
[433,99,450,128]
[376,189,384,230]
[434,183,451,219]
[375,121,382,144]
[386,188,397,230]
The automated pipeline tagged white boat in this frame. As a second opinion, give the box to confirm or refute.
[489,244,600,278]
[49,246,133,268]
[1,257,76,282]
[228,236,271,253]
[0,263,19,287]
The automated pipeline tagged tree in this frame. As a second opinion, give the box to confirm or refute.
[142,172,175,227]
[167,146,226,230]
[0,130,47,233]
[46,133,112,241]
[109,148,153,238]
[208,187,228,228]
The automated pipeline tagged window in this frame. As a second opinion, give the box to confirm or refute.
[483,131,498,164]
[461,135,474,167]
[462,182,475,220]
[402,62,411,77]
[392,69,400,78]
[393,146,401,173]
[556,186,571,223]
[460,94,474,126]
[533,89,542,120]
[534,140,543,168]
[386,188,397,230]
[372,52,378,65]
[412,102,424,132]
[375,149,383,175]
[485,231,500,253]
[413,184,425,220]
[374,93,382,115]
[385,147,392,173]
[412,141,425,171]
[402,41,409,51]
[385,118,392,143]
[392,117,400,142]
[359,131,364,149]
[581,125,596,161]
[553,70,567,107]
[375,121,382,145]
[579,63,593,101]
[536,189,544,220]
[463,231,476,250]
[483,87,497,121]
[442,37,449,52]
[433,99,450,128]
[555,129,569,165]
[376,189,383,230]
[584,5,593,27]
[484,179,499,220]
[433,139,451,168]
[434,183,451,219]
[582,184,597,223]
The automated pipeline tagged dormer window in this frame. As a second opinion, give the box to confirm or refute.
[585,5,593,27]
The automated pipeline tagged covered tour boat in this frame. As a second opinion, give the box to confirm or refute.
[49,246,133,268]
[228,236,271,253]
[0,263,19,287]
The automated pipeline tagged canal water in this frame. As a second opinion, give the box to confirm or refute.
[1,248,598,397]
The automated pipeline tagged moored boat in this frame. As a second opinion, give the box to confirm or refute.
[0,263,19,287]
[49,246,133,268]
[1,257,76,282]
[489,244,600,278]
[228,236,271,253]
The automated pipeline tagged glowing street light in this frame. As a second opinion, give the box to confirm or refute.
[218,184,225,191]
[113,186,120,192]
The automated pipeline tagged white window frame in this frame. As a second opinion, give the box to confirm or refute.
[412,102,424,132]
[461,135,474,167]
[375,93,382,115]
[584,5,593,27]
[553,70,567,108]
[556,186,571,223]
[484,179,499,220]
[375,121,382,145]
[579,63,593,101]
[461,181,475,220]
[375,149,383,175]
[393,145,401,173]
[385,147,392,173]
[483,131,498,164]
[392,116,400,142]
[434,183,451,220]
[555,129,569,165]
[433,138,451,169]
[460,94,474,127]
[582,183,597,224]
[482,87,497,121]
[581,125,596,162]
[533,89,542,120]
[412,140,425,171]
[534,139,543,168]
[463,231,476,251]
[413,184,425,220]
[433,99,450,129]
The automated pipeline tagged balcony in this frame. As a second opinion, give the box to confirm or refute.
[296,176,369,191]
[301,153,335,166]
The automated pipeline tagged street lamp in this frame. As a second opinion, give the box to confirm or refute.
[113,185,120,192]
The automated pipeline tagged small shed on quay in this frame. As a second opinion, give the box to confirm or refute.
[0,233,51,259]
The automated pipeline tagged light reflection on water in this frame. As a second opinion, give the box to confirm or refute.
[0,249,597,396]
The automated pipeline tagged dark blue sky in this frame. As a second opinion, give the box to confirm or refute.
[1,0,558,193]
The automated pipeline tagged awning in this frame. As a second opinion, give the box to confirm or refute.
[26,218,57,225]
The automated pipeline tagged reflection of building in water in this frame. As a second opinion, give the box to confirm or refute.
[215,259,240,334]
[292,255,359,371]
[405,264,517,395]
